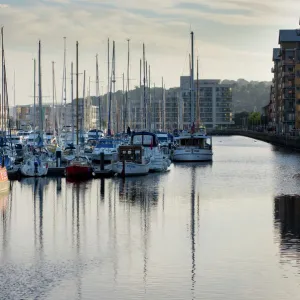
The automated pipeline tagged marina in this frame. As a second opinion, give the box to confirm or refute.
[1,1,300,299]
[1,136,300,299]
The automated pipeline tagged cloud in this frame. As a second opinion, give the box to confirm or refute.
[0,4,8,8]
[0,0,300,105]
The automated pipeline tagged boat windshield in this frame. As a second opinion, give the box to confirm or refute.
[180,138,207,147]
[157,136,168,142]
[96,140,114,148]
[132,135,153,146]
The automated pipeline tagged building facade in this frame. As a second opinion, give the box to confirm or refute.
[180,77,233,129]
[269,27,300,133]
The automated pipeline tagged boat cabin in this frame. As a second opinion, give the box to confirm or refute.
[176,136,212,149]
[131,131,158,148]
[118,145,144,164]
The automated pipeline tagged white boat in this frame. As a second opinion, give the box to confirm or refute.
[87,129,104,139]
[20,155,49,177]
[172,131,213,162]
[131,132,171,172]
[91,138,120,162]
[6,134,22,145]
[112,145,150,176]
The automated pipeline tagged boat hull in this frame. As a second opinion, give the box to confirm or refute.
[65,165,93,179]
[92,152,115,162]
[172,149,213,162]
[20,163,48,177]
[112,161,150,176]
[0,167,9,193]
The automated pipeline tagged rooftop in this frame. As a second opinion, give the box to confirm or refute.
[279,29,300,43]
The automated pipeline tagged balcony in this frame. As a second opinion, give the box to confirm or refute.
[282,82,295,89]
[271,67,275,73]
[283,59,295,66]
[283,72,295,78]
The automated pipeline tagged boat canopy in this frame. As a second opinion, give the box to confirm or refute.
[95,139,116,148]
[131,131,158,147]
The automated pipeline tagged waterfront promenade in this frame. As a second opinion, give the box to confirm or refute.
[209,129,300,150]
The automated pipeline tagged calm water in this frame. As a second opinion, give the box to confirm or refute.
[1,136,300,299]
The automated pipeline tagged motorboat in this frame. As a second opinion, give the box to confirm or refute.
[62,143,76,162]
[84,138,97,158]
[87,129,104,140]
[112,145,150,176]
[91,138,121,162]
[131,131,171,172]
[65,156,94,180]
[171,130,213,162]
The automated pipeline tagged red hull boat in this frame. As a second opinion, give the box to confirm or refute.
[65,157,93,180]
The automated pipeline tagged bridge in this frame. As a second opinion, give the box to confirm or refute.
[207,129,300,150]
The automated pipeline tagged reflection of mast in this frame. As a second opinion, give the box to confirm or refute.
[75,183,82,300]
[38,179,44,254]
[141,185,150,292]
[190,166,196,299]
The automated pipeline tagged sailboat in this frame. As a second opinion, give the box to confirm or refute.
[0,27,11,191]
[65,41,94,180]
[21,40,49,177]
[171,32,213,162]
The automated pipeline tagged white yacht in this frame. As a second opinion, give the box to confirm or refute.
[88,129,104,140]
[172,130,213,162]
[112,145,150,176]
[131,132,171,172]
[6,134,22,145]
[91,138,121,162]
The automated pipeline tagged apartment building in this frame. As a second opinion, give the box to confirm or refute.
[180,77,233,129]
[269,28,300,133]
[14,99,99,132]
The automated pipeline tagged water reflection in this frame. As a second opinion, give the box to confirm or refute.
[117,175,160,205]
[274,195,300,254]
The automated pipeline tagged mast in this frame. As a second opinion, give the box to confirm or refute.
[52,61,55,134]
[33,58,36,137]
[125,38,130,130]
[71,61,74,143]
[107,41,114,136]
[96,54,101,131]
[140,58,142,130]
[122,72,125,132]
[38,40,43,134]
[1,27,4,135]
[82,70,86,134]
[148,65,151,130]
[63,37,67,129]
[13,70,16,127]
[190,31,195,126]
[143,44,146,129]
[196,56,200,128]
[145,61,148,129]
[161,77,164,131]
[112,42,116,133]
[153,83,156,130]
[76,41,79,147]
[107,38,110,133]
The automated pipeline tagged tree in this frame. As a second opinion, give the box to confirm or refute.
[248,112,261,125]
[233,111,249,126]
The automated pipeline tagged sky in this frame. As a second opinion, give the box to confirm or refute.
[1,0,300,105]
